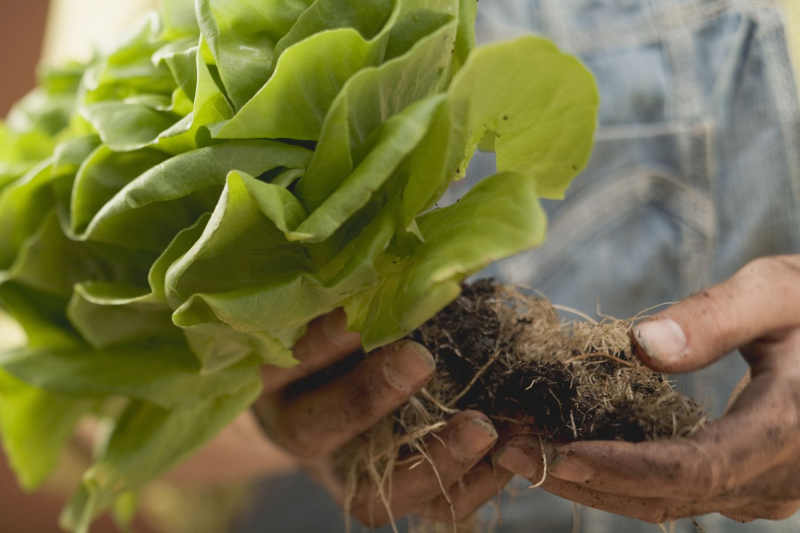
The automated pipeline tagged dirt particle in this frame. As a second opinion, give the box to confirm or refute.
[333,280,707,526]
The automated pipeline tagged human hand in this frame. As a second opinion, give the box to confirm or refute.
[495,256,800,523]
[251,310,507,527]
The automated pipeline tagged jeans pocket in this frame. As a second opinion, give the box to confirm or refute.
[489,126,715,320]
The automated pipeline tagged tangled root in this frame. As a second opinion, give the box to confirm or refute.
[333,280,707,531]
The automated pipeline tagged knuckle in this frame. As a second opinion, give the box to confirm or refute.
[690,440,726,497]
[724,512,756,523]
[642,506,672,524]
[656,506,680,524]
[271,418,325,461]
[737,256,791,285]
[683,287,736,349]
[350,483,390,527]
[350,508,372,527]
[453,501,477,522]
[423,499,465,522]
[759,501,800,520]
[419,501,449,522]
[772,255,800,276]
[351,502,387,528]
[421,495,475,523]
[282,438,321,461]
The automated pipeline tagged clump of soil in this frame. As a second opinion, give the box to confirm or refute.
[334,280,707,529]
[406,279,706,442]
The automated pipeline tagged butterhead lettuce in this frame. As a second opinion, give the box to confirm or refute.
[0,0,598,530]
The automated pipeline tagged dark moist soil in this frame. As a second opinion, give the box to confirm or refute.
[407,279,705,443]
[286,279,706,450]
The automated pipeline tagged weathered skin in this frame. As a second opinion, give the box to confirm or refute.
[251,310,504,528]
[496,255,800,523]
[175,256,800,527]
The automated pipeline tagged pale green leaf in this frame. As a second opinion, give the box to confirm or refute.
[0,370,92,491]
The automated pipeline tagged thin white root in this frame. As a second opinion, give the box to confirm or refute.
[420,388,460,415]
[336,283,706,533]
[552,304,597,323]
[571,502,581,533]
[415,443,456,532]
[528,435,548,489]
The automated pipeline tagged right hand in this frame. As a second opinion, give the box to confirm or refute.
[252,309,509,527]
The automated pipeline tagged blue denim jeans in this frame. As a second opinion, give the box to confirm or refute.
[458,0,800,531]
[238,1,800,531]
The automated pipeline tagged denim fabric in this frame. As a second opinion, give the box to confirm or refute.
[238,1,800,532]
[461,0,800,531]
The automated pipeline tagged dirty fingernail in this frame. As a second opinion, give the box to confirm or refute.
[384,341,435,391]
[632,319,686,364]
[549,455,593,484]
[449,417,497,462]
[495,445,541,480]
[322,309,360,346]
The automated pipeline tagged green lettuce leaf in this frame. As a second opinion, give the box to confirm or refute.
[160,0,200,40]
[447,37,598,198]
[75,140,311,250]
[0,369,93,491]
[196,0,314,110]
[67,282,180,349]
[0,2,600,530]
[61,374,261,533]
[0,342,261,409]
[215,0,400,140]
[80,99,181,152]
[71,146,170,234]
[347,171,546,349]
[295,18,458,210]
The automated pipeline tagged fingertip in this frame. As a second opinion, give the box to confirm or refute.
[447,411,497,462]
[321,308,362,348]
[630,317,689,372]
[630,324,672,372]
[260,310,363,393]
[382,340,436,393]
[494,435,544,481]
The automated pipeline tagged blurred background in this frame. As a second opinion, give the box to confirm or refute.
[0,2,49,116]
[3,1,800,533]
[0,5,158,531]
[0,5,61,532]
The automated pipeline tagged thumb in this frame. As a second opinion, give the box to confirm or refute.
[631,257,800,373]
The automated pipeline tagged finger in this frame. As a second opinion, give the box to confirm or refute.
[260,309,363,393]
[721,511,756,523]
[495,436,744,523]
[412,419,533,521]
[538,371,800,500]
[724,370,751,414]
[419,459,514,522]
[264,341,435,460]
[541,477,731,523]
[722,500,800,522]
[631,256,800,373]
[351,411,498,527]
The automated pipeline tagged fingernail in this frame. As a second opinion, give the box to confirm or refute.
[383,341,435,391]
[322,309,360,346]
[632,319,686,363]
[549,454,593,484]
[449,416,497,462]
[495,446,540,479]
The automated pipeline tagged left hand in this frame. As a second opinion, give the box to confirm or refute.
[495,255,800,523]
